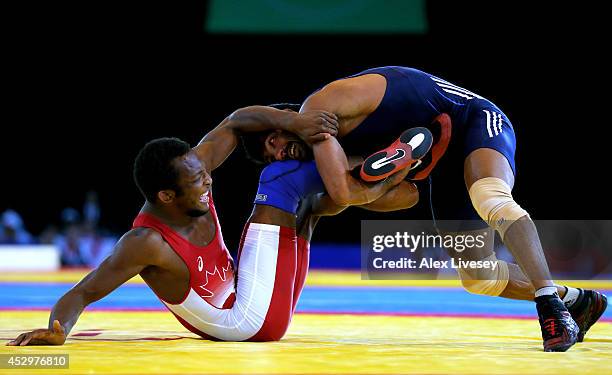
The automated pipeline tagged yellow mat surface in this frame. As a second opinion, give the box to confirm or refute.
[2,271,611,374]
[2,310,611,374]
[2,269,611,289]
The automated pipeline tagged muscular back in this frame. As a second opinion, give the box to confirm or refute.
[302,74,387,137]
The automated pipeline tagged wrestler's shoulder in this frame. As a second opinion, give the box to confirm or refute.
[323,73,385,93]
[117,227,169,254]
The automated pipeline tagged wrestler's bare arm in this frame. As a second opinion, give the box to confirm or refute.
[7,229,161,346]
[309,136,409,206]
[301,75,384,129]
[195,106,338,172]
[309,178,418,216]
[358,181,419,212]
[301,77,399,206]
[297,174,416,242]
[346,156,419,211]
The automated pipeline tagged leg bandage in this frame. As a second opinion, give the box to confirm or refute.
[458,253,510,296]
[468,177,529,240]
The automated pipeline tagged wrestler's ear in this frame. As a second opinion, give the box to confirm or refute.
[264,130,283,151]
[157,190,175,204]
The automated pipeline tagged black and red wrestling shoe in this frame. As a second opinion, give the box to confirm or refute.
[360,127,433,182]
[535,294,579,352]
[567,289,608,342]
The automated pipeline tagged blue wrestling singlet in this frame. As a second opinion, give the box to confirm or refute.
[331,66,518,226]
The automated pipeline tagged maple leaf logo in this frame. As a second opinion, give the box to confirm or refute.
[197,260,233,298]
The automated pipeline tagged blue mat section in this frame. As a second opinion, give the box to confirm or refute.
[0,283,163,310]
[1,283,610,318]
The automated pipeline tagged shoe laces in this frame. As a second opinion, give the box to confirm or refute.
[543,318,558,337]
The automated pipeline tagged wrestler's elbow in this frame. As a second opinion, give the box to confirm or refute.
[314,203,348,216]
[378,193,418,211]
[376,181,419,210]
[328,187,353,207]
[398,182,420,209]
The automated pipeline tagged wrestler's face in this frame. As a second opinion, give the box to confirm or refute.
[262,130,312,163]
[173,151,212,217]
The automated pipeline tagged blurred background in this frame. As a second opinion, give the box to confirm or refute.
[1,0,609,271]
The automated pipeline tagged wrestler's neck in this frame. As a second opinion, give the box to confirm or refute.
[141,201,207,229]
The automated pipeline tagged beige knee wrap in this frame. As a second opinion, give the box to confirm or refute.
[458,254,510,296]
[468,177,529,240]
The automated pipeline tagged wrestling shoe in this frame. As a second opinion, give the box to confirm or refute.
[567,289,608,342]
[407,113,452,180]
[535,293,579,352]
[360,127,433,182]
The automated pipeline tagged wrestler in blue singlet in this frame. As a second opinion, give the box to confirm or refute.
[325,66,518,227]
[254,160,325,214]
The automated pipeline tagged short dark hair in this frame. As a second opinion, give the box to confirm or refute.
[240,131,269,165]
[240,103,302,165]
[133,137,191,202]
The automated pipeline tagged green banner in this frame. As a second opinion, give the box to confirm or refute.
[206,0,427,34]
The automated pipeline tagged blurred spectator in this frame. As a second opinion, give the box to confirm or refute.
[0,209,34,244]
[54,207,86,267]
[56,223,86,267]
[79,222,116,267]
[19,191,117,268]
[39,224,61,245]
[61,207,81,226]
[83,191,101,226]
[79,192,116,267]
[53,198,116,268]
